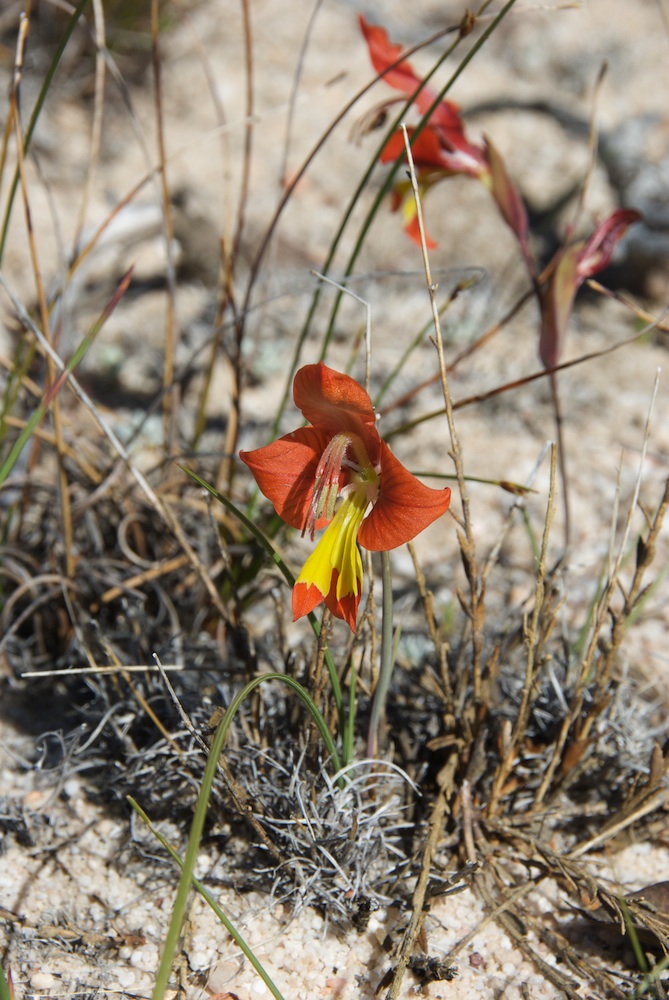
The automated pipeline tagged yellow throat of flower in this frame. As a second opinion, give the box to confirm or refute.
[297,487,370,600]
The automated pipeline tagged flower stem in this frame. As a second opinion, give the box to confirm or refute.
[367,549,395,758]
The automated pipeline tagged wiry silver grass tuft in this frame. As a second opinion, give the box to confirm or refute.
[224,745,416,919]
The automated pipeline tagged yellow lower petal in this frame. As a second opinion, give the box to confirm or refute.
[296,491,367,601]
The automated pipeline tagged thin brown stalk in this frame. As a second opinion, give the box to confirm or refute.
[151,0,178,451]
[73,0,106,248]
[407,539,454,714]
[12,19,75,578]
[475,863,585,1000]
[216,0,255,495]
[180,14,227,451]
[385,756,454,1000]
[567,61,607,238]
[232,0,254,266]
[112,658,181,753]
[0,275,234,628]
[604,474,669,665]
[401,123,485,699]
[93,554,191,609]
[540,62,610,552]
[0,574,79,648]
[387,307,668,438]
[217,322,240,495]
[308,609,334,733]
[0,10,23,190]
[279,0,323,188]
[481,442,550,582]
[445,869,536,965]
[487,444,557,815]
[532,373,661,807]
[1,415,102,484]
[378,287,534,419]
[550,370,571,548]
[587,278,669,332]
[571,372,660,698]
[568,787,669,860]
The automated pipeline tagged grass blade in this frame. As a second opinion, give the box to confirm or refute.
[150,671,340,999]
[181,465,347,738]
[129,797,287,1000]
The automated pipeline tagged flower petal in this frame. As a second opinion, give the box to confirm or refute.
[380,110,485,181]
[292,579,326,621]
[358,14,426,99]
[381,127,449,169]
[293,363,380,455]
[240,426,334,531]
[325,575,360,631]
[538,209,641,368]
[359,15,465,135]
[292,493,367,632]
[293,574,359,632]
[358,442,451,551]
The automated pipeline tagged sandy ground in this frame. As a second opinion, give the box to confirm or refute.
[1,0,669,997]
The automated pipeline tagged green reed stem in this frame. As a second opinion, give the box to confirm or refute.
[151,672,340,999]
[367,550,396,758]
[0,965,13,1000]
[316,0,520,376]
[129,797,287,1000]
[0,0,91,265]
[0,270,132,486]
[181,466,346,741]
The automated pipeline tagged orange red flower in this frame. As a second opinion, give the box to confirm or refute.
[359,16,641,366]
[240,363,451,631]
[359,14,529,257]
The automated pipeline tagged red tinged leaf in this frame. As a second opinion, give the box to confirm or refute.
[575,208,642,280]
[538,246,581,369]
[483,137,532,272]
[538,208,641,368]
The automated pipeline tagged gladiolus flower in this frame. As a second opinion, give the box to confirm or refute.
[359,15,528,254]
[538,208,641,367]
[240,362,451,631]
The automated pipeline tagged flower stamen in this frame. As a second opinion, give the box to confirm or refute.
[305,432,377,538]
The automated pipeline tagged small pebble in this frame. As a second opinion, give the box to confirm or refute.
[30,972,56,990]
[115,968,136,989]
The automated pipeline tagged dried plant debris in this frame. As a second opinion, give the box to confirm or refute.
[0,796,49,850]
[216,745,416,920]
[1,421,667,1000]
